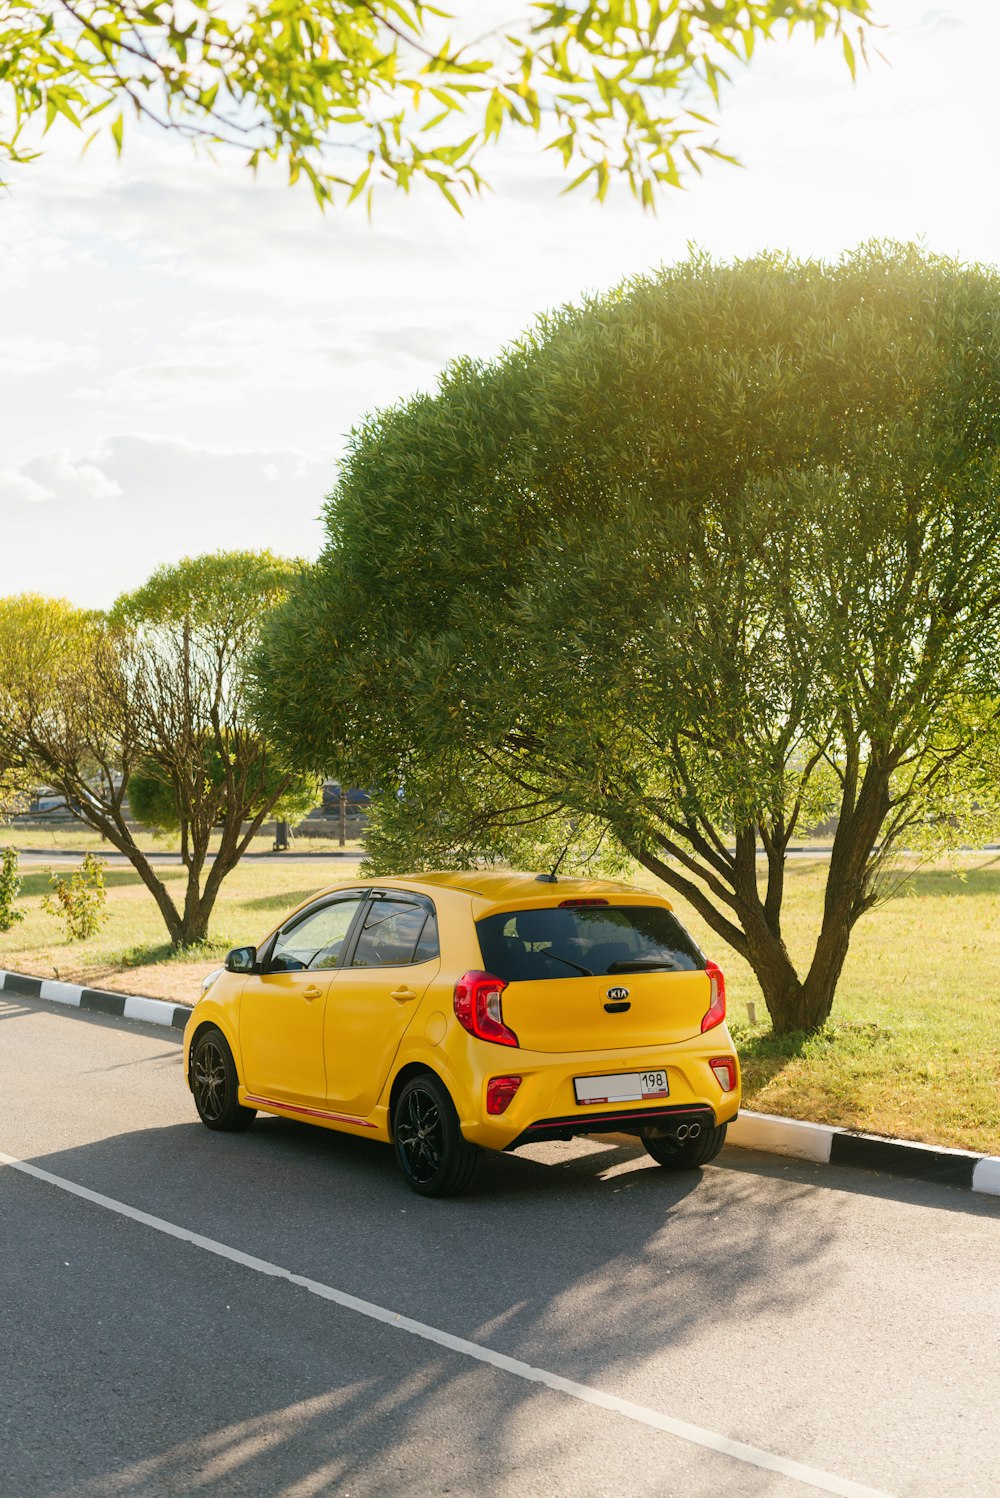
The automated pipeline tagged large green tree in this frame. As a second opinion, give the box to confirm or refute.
[0,551,316,946]
[2,2,872,206]
[254,244,1000,1034]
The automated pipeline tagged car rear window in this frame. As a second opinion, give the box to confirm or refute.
[476,904,704,982]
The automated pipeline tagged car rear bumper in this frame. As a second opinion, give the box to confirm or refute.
[455,1031,740,1149]
[505,1101,726,1150]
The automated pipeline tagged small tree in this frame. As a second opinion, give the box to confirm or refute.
[255,244,1000,1034]
[0,847,25,933]
[42,852,109,940]
[0,552,317,947]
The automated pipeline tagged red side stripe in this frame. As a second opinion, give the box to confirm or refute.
[244,1094,378,1128]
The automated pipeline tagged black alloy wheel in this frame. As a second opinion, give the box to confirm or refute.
[642,1120,727,1170]
[392,1072,480,1198]
[191,1028,256,1132]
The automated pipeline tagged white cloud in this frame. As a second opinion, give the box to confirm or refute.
[40,452,122,501]
[0,435,333,605]
[0,469,51,504]
[0,335,98,376]
[0,452,121,505]
[1,1,1000,603]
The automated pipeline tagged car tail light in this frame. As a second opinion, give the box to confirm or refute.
[558,898,608,907]
[454,971,519,1047]
[701,959,726,1032]
[709,1056,737,1092]
[486,1075,522,1115]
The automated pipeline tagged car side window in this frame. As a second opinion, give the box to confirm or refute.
[413,911,439,963]
[351,898,438,968]
[268,897,367,972]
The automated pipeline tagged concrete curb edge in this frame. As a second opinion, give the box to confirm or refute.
[726,1110,1000,1198]
[0,967,190,1032]
[3,966,997,1198]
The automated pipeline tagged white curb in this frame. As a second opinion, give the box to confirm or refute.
[728,1108,999,1197]
[728,1111,834,1163]
[0,969,190,1031]
[972,1157,1000,1196]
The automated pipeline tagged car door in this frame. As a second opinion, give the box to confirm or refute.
[239,891,368,1107]
[323,891,440,1117]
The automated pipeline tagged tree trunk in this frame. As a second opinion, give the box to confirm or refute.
[739,762,890,1033]
[175,908,212,946]
[738,912,808,1034]
[638,772,889,1034]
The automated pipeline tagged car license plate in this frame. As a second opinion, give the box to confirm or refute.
[574,1070,669,1105]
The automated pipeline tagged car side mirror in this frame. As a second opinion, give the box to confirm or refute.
[225,946,257,974]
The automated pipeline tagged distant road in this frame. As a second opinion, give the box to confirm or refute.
[14,847,363,867]
[12,845,1000,869]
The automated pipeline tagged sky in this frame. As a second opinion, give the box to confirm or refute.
[1,2,999,607]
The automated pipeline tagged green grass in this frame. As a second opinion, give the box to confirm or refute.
[2,848,998,1154]
[0,860,362,1005]
[638,856,1000,1155]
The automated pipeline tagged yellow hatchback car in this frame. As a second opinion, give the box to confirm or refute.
[184,871,740,1196]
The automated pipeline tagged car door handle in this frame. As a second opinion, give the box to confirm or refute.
[303,985,322,1001]
[390,987,418,1003]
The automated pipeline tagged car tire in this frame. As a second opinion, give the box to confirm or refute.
[392,1072,480,1198]
[643,1120,727,1170]
[191,1027,256,1132]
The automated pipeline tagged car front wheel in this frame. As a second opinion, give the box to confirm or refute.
[191,1028,256,1132]
[392,1073,480,1197]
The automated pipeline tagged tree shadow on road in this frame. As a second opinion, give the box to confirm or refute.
[1,1111,861,1498]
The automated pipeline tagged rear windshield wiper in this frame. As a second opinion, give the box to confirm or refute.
[606,958,682,973]
[540,949,594,977]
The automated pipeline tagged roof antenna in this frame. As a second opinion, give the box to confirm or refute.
[536,825,576,883]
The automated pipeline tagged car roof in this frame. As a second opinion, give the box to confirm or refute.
[262,870,672,945]
[403,870,663,902]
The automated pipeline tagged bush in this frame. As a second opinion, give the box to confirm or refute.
[0,846,24,932]
[42,853,109,940]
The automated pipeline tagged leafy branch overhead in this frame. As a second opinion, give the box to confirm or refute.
[2,0,872,206]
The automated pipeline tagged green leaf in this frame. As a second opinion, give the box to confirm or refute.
[0,0,877,210]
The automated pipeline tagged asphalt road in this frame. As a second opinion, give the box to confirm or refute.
[2,997,999,1498]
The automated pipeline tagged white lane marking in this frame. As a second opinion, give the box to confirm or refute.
[0,1150,893,1498]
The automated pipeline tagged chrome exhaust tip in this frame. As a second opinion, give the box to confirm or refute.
[688,1122,702,1139]
[676,1124,689,1141]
